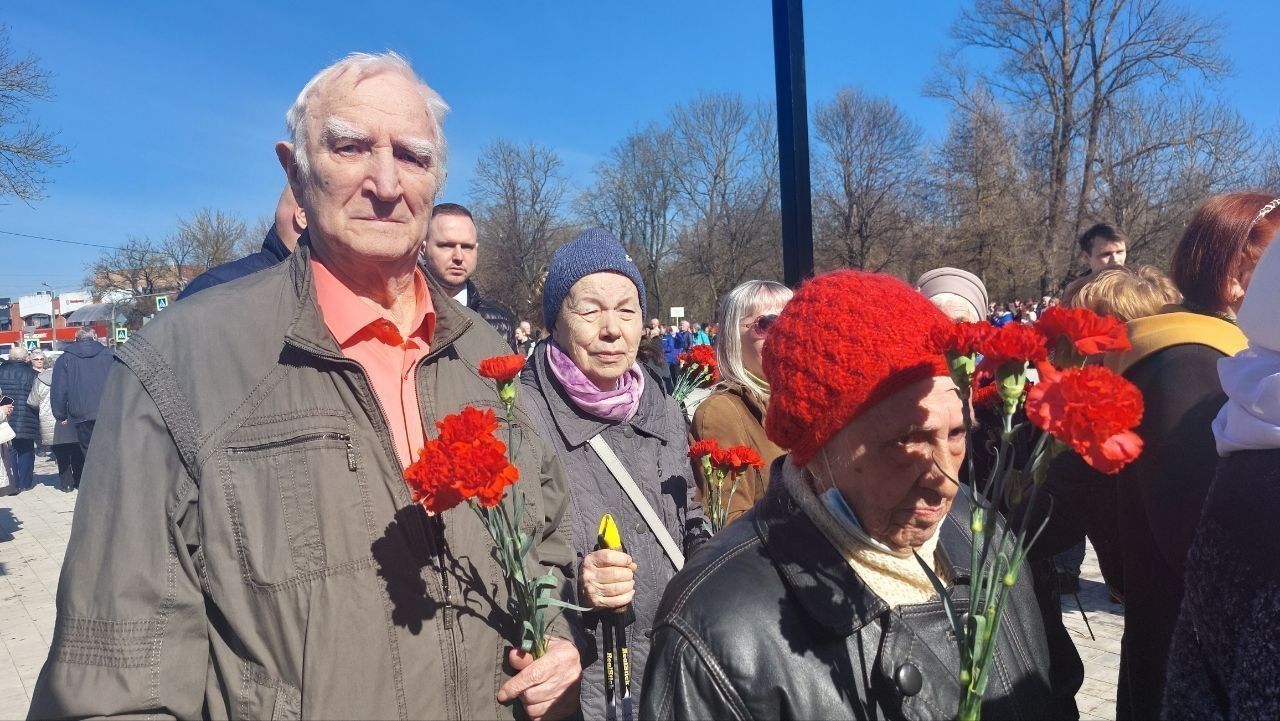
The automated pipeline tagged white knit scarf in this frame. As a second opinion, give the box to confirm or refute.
[782,458,947,608]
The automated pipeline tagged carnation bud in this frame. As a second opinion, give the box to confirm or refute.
[945,350,977,393]
[970,508,985,534]
[996,362,1028,417]
[497,379,518,412]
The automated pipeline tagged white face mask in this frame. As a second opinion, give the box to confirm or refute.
[813,447,902,556]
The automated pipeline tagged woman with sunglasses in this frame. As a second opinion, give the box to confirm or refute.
[690,280,793,526]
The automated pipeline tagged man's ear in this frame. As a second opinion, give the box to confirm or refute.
[276,142,303,201]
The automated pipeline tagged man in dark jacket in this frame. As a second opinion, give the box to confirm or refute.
[50,328,113,454]
[0,346,40,490]
[176,184,305,300]
[420,202,517,349]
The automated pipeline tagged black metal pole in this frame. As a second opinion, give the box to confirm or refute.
[772,0,814,287]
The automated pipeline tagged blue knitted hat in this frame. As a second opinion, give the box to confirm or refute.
[543,228,647,329]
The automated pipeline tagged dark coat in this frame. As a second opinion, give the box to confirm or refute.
[1164,448,1280,720]
[520,342,709,719]
[642,460,1067,721]
[1112,343,1228,720]
[463,280,517,351]
[176,226,292,301]
[50,339,114,425]
[0,359,39,439]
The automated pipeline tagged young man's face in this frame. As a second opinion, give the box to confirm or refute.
[1084,239,1127,273]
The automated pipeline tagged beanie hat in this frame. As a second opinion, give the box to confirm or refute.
[763,270,951,466]
[543,228,648,329]
[915,267,989,322]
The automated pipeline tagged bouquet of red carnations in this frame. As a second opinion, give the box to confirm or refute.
[403,354,577,658]
[673,344,718,406]
[928,307,1142,720]
[687,439,764,533]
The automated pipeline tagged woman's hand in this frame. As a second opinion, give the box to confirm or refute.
[580,549,636,610]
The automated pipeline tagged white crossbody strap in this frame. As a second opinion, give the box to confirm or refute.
[586,434,685,571]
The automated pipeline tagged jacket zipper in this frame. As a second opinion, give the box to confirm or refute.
[283,339,463,718]
[226,431,357,471]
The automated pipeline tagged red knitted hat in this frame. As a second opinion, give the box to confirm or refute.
[763,270,951,466]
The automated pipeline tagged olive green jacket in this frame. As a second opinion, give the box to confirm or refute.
[29,240,576,720]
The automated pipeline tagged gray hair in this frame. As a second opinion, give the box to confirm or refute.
[715,280,794,406]
[75,327,97,342]
[8,346,28,362]
[285,51,451,191]
[27,349,45,363]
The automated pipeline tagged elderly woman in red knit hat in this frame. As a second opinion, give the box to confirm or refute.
[641,270,1071,720]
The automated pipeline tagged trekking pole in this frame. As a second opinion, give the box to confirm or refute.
[596,514,636,721]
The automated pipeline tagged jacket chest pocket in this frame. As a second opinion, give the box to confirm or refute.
[217,417,372,590]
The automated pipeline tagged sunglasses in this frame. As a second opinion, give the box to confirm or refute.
[749,314,779,335]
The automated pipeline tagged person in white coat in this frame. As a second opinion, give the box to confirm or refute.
[27,352,83,490]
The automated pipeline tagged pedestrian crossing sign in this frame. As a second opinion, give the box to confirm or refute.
[24,339,38,351]
[155,295,169,310]
[115,327,128,344]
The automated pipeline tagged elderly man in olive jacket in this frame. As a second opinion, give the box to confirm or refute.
[30,52,581,721]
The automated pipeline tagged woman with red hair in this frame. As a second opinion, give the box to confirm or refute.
[1104,192,1279,720]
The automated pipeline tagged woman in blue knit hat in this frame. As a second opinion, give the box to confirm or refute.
[519,227,710,720]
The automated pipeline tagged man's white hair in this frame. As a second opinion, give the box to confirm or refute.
[285,51,451,190]
[8,346,28,361]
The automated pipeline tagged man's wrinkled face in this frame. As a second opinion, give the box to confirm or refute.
[424,213,477,292]
[295,70,440,267]
[1085,239,1127,274]
[816,376,965,551]
[551,272,643,390]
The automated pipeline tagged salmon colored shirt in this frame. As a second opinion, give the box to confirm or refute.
[311,257,435,469]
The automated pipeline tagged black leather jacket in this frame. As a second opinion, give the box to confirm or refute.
[463,280,517,351]
[642,461,1070,720]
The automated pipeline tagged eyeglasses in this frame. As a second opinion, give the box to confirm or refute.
[749,314,779,335]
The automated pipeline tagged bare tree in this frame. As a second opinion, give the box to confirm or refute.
[667,92,780,316]
[0,25,68,204]
[812,87,925,272]
[85,236,169,326]
[576,124,681,318]
[1094,92,1256,266]
[470,139,569,321]
[936,0,1228,292]
[165,208,247,286]
[931,88,1041,299]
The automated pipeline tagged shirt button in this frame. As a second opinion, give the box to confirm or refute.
[622,426,635,438]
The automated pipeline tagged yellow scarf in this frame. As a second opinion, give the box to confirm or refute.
[1106,305,1248,376]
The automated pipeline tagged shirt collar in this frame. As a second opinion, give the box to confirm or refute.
[310,255,435,347]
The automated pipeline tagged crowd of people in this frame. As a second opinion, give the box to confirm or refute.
[17,51,1279,721]
[0,329,113,496]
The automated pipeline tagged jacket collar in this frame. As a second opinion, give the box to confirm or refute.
[283,233,472,361]
[463,279,481,310]
[527,340,673,448]
[261,225,293,263]
[752,457,973,636]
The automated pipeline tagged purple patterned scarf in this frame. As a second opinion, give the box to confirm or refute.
[546,341,645,423]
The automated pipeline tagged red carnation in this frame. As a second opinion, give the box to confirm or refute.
[479,354,527,383]
[710,445,764,474]
[404,407,520,514]
[978,323,1049,366]
[1025,365,1144,474]
[679,345,720,382]
[932,321,992,357]
[1036,306,1131,358]
[688,439,720,460]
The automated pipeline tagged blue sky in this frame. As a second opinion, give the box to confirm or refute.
[1,1,1276,298]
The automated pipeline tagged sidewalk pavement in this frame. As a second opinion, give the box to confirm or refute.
[1,455,74,720]
[1,456,1125,719]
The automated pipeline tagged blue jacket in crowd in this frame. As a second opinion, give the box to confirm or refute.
[51,339,114,425]
[177,226,292,301]
[662,333,679,365]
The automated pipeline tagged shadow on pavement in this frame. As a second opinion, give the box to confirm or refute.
[0,505,20,548]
